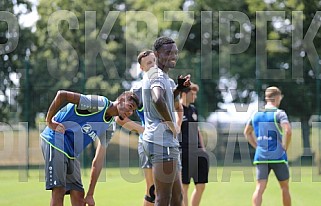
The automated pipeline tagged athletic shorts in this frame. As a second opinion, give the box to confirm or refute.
[181,149,209,184]
[256,163,290,181]
[142,141,180,165]
[41,139,84,193]
[138,142,153,169]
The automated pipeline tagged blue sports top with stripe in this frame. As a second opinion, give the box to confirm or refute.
[40,95,114,159]
[248,107,289,164]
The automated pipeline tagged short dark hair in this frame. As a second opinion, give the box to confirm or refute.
[117,91,140,108]
[153,36,175,51]
[180,82,199,94]
[137,50,153,64]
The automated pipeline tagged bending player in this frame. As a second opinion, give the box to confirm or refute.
[40,90,139,206]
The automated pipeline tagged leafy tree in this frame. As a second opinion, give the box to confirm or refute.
[227,0,320,155]
[123,0,224,117]
[23,0,131,127]
[19,0,257,126]
[0,0,34,124]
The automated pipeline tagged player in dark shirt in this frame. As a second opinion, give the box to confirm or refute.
[179,82,209,206]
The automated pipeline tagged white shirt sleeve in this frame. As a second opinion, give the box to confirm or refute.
[77,94,106,112]
[130,82,143,108]
[147,67,166,90]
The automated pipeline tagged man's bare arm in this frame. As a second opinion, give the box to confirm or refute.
[115,116,144,134]
[84,140,106,206]
[46,90,81,133]
[151,86,178,136]
[244,124,257,149]
[281,122,292,151]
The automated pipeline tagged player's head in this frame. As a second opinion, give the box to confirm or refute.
[137,50,156,72]
[153,36,178,69]
[265,86,283,106]
[116,91,139,120]
[180,82,199,104]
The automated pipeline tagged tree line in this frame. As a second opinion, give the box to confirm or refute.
[1,0,320,154]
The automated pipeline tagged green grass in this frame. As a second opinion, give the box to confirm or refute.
[1,167,321,205]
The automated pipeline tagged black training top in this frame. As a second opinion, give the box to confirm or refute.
[179,104,202,149]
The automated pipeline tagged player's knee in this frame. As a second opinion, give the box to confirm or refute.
[255,185,266,194]
[280,183,289,192]
[196,184,206,193]
[144,184,155,203]
[171,192,183,205]
[52,187,66,199]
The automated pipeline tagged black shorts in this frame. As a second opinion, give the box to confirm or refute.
[181,149,209,184]
[256,163,289,181]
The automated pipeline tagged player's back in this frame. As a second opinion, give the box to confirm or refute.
[252,109,287,163]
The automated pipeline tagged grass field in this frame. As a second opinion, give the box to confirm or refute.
[1,125,321,205]
[1,166,321,206]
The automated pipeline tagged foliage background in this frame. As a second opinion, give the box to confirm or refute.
[1,0,321,163]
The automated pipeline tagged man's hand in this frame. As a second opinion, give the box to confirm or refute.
[85,194,95,206]
[165,121,180,137]
[176,74,191,91]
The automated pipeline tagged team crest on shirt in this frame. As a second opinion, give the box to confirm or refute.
[81,124,98,141]
[82,124,92,134]
[192,113,197,121]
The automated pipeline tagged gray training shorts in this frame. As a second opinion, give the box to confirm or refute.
[138,142,153,169]
[142,140,180,164]
[256,163,290,181]
[41,139,84,193]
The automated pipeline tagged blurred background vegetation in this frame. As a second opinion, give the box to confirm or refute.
[1,0,321,163]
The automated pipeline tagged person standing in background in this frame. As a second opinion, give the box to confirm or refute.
[115,50,156,206]
[117,49,187,206]
[179,82,209,206]
[142,36,190,206]
[244,86,292,206]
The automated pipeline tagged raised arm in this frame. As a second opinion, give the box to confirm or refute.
[46,90,81,133]
[115,116,144,134]
[173,74,191,99]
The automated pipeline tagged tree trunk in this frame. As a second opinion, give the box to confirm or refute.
[301,116,313,156]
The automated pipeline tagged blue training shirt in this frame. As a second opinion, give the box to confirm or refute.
[248,107,289,164]
[40,95,114,159]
